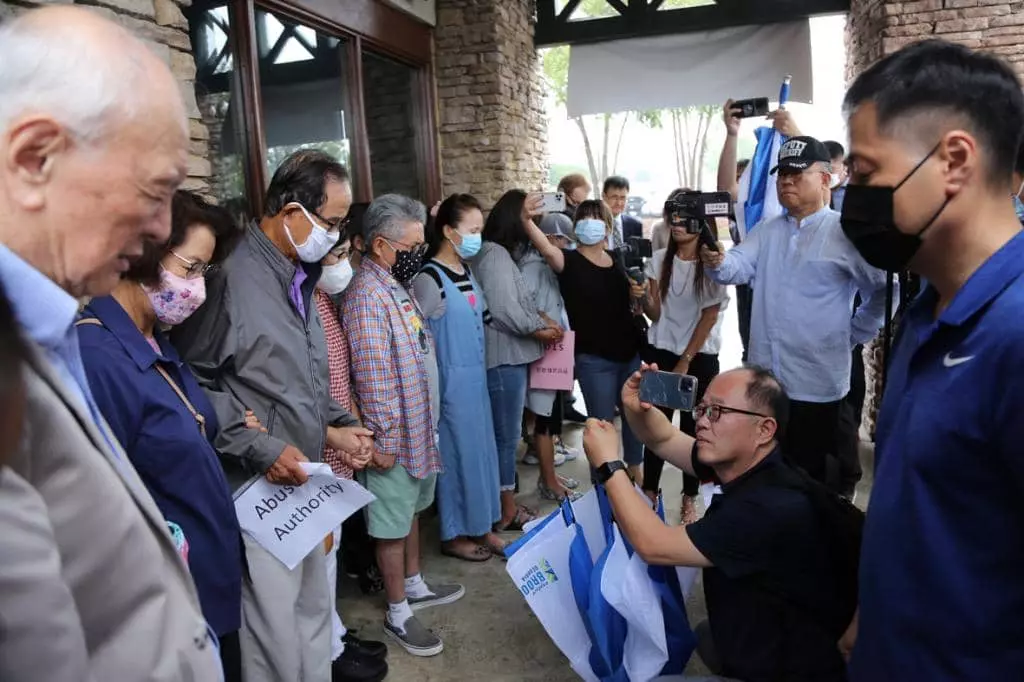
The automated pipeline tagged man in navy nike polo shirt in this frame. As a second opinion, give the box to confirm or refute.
[840,40,1024,679]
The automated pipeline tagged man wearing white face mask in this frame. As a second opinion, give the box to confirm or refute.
[825,141,849,213]
[173,150,388,682]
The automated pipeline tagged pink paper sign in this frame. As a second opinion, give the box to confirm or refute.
[529,331,575,391]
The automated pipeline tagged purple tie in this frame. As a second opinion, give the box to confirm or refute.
[289,267,307,319]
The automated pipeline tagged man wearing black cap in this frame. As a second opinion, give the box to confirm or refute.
[700,136,889,491]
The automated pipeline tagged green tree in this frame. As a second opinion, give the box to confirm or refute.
[542,0,716,190]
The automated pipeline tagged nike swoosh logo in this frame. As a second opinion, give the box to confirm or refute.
[943,353,975,368]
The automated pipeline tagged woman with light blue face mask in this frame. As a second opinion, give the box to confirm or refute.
[522,199,649,482]
[410,194,506,561]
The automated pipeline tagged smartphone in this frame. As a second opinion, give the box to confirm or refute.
[731,97,770,119]
[539,191,566,214]
[639,371,699,412]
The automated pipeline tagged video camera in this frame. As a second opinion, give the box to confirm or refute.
[615,235,653,283]
[664,190,732,253]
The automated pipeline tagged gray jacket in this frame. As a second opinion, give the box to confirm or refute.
[173,224,358,491]
[470,241,546,369]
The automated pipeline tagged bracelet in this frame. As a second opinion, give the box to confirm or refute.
[682,352,694,363]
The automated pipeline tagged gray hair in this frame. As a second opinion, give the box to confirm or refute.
[0,10,154,142]
[363,194,427,247]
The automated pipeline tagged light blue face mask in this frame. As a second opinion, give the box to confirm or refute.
[575,218,607,246]
[1014,195,1024,225]
[452,232,482,259]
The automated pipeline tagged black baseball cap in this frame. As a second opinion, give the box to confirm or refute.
[770,136,832,175]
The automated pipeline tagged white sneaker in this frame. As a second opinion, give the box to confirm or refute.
[555,441,580,461]
[522,449,566,466]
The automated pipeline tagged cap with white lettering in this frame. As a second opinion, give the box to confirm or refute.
[770,135,832,175]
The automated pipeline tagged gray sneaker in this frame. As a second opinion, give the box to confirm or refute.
[407,581,465,611]
[384,614,443,657]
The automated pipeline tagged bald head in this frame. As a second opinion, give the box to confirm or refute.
[0,6,186,142]
[0,6,189,298]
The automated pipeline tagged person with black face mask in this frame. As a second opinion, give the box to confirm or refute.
[342,194,467,659]
[838,39,1024,681]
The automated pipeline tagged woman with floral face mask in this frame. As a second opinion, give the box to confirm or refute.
[410,193,506,560]
[76,190,247,682]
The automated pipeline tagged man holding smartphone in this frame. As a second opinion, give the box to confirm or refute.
[583,365,848,682]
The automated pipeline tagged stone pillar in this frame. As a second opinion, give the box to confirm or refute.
[0,0,211,195]
[846,0,1024,438]
[434,0,548,208]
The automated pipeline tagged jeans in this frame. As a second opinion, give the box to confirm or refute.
[487,363,528,491]
[575,353,643,465]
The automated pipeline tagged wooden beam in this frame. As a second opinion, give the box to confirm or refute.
[535,0,850,47]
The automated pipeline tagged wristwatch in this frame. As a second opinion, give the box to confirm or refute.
[595,460,628,484]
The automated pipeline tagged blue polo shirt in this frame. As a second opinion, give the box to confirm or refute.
[851,230,1024,679]
[77,296,242,637]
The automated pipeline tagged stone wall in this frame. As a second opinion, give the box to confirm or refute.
[434,0,548,209]
[0,0,211,194]
[847,0,1024,438]
[848,0,1024,83]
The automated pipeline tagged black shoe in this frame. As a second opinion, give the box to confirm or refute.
[358,564,385,595]
[343,631,388,661]
[564,405,588,424]
[332,647,388,682]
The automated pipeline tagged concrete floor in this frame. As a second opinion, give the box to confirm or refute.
[338,296,876,680]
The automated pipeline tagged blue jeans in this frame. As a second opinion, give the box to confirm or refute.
[487,364,528,491]
[575,353,643,465]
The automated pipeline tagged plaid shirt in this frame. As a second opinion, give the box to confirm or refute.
[340,259,441,479]
[315,290,354,479]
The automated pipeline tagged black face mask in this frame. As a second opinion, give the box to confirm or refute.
[840,144,949,272]
[385,241,423,283]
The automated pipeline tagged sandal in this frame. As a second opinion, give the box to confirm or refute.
[680,494,699,526]
[538,480,583,503]
[492,506,537,533]
[440,541,492,562]
[557,474,580,490]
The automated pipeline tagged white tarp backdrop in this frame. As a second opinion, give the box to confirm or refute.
[566,20,813,117]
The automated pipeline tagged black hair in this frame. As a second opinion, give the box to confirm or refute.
[844,39,1024,184]
[1016,137,1024,176]
[344,202,370,252]
[127,190,241,288]
[736,159,751,174]
[658,188,707,302]
[425,193,483,260]
[741,365,790,441]
[0,282,28,398]
[483,189,530,257]
[573,199,612,232]
[824,140,846,161]
[602,175,630,194]
[264,149,350,217]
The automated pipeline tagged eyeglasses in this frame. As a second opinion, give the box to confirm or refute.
[692,402,770,424]
[310,209,345,231]
[169,250,217,279]
[386,238,428,258]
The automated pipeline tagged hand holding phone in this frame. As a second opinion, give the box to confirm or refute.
[538,191,566,214]
[638,370,699,412]
[731,97,770,119]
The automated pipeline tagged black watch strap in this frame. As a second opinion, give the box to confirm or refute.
[596,460,627,484]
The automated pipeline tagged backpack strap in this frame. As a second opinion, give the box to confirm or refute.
[75,317,207,439]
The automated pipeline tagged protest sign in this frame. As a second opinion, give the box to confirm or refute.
[530,331,575,391]
[234,463,375,570]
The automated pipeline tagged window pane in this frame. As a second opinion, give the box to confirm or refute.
[187,0,250,222]
[256,9,355,186]
[363,51,425,200]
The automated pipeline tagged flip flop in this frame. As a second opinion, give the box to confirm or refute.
[440,543,491,562]
[492,506,537,533]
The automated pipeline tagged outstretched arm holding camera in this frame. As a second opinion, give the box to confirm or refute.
[718,100,743,201]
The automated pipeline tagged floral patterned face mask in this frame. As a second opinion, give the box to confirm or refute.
[142,267,207,327]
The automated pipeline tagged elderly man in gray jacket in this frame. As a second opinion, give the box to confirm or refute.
[174,150,387,682]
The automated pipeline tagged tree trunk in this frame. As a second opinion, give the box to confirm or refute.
[600,113,612,183]
[695,107,713,189]
[672,109,688,188]
[574,116,599,193]
[612,112,629,174]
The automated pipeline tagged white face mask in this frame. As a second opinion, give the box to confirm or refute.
[285,204,340,263]
[830,173,842,189]
[317,259,353,295]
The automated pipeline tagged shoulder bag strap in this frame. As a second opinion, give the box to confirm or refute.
[75,317,207,439]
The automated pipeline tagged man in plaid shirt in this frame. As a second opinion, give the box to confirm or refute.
[342,194,464,658]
